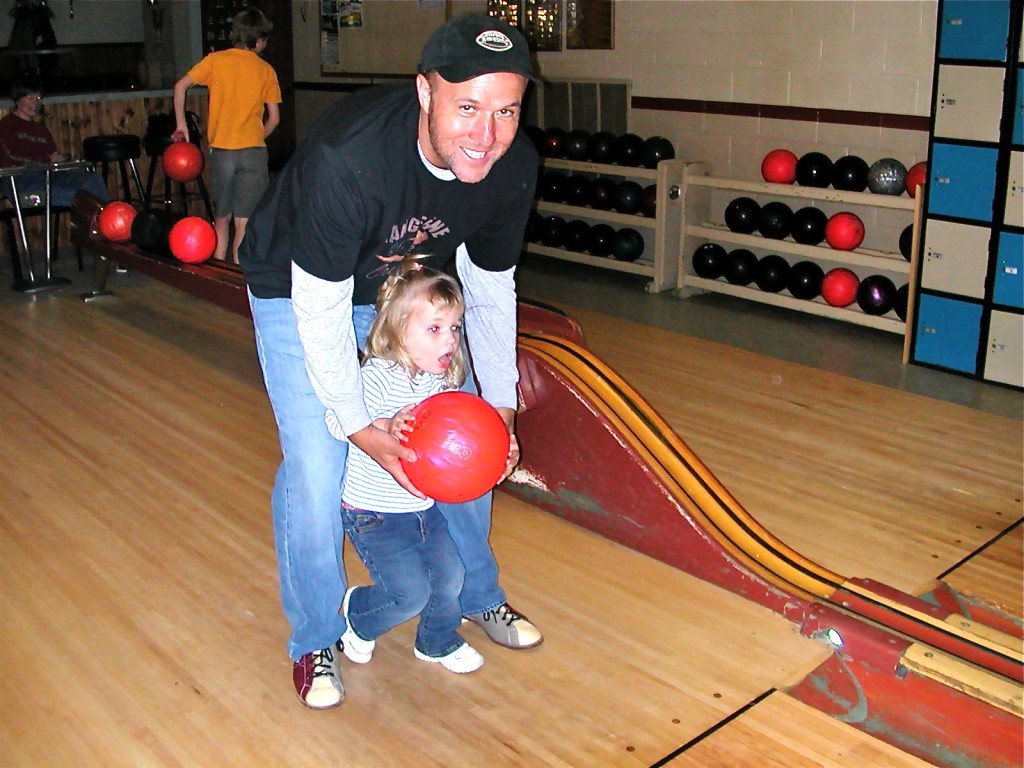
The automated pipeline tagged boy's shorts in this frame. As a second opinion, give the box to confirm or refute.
[208,147,269,219]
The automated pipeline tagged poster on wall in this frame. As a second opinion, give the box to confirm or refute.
[567,0,613,50]
[320,0,447,76]
[338,1,364,28]
[320,2,338,66]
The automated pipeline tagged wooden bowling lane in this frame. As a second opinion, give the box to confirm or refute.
[1,279,934,767]
[560,307,1023,602]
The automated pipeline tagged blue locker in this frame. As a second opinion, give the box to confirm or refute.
[939,0,1011,62]
[993,231,1024,308]
[928,143,999,221]
[914,294,983,373]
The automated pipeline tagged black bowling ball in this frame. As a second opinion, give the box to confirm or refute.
[563,219,592,252]
[832,155,869,192]
[724,249,759,286]
[587,223,616,257]
[611,227,645,261]
[588,131,616,164]
[564,175,592,207]
[796,152,833,188]
[524,210,542,243]
[640,184,657,218]
[613,180,644,214]
[612,133,645,166]
[856,274,897,315]
[641,136,675,169]
[563,129,591,161]
[754,254,790,293]
[692,242,727,279]
[538,171,569,203]
[541,127,567,158]
[899,224,913,261]
[790,206,828,245]
[589,177,617,210]
[131,209,180,256]
[787,260,825,299]
[522,125,544,153]
[724,197,761,234]
[894,283,910,322]
[539,215,567,247]
[757,201,794,240]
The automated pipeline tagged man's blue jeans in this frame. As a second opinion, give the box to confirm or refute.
[249,291,505,660]
[342,504,466,658]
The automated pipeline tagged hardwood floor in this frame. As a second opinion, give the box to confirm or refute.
[1,273,1019,766]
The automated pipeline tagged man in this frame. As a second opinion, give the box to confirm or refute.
[239,13,542,710]
[0,79,109,207]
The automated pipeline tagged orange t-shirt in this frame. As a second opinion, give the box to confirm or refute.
[188,48,281,150]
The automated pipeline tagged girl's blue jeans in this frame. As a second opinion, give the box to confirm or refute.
[342,504,466,658]
[248,291,505,660]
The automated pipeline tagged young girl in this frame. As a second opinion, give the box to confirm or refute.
[338,263,489,674]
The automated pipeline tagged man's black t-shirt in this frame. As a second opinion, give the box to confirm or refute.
[240,84,538,306]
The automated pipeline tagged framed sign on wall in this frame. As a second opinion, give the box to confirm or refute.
[487,0,613,52]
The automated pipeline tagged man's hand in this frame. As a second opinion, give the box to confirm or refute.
[349,423,426,499]
[495,406,521,482]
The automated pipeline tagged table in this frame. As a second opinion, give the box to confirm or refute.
[2,159,93,293]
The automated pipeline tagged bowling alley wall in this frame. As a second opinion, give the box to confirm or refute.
[291,1,1021,388]
[297,1,934,180]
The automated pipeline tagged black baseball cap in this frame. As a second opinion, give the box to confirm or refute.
[418,14,537,84]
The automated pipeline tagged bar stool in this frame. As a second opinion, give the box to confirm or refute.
[143,111,214,220]
[82,134,145,205]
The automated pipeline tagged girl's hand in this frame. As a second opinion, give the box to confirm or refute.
[385,404,416,442]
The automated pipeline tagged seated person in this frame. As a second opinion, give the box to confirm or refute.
[0,79,109,208]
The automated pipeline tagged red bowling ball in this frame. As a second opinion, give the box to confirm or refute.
[97,201,137,242]
[905,162,927,198]
[825,212,865,251]
[168,216,217,263]
[162,141,205,183]
[400,391,510,503]
[761,149,798,184]
[821,268,861,307]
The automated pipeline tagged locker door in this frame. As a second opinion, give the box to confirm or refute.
[928,143,999,221]
[934,65,1005,142]
[1004,150,1024,228]
[939,0,1011,61]
[914,294,983,373]
[921,219,991,298]
[993,232,1024,308]
[984,310,1024,387]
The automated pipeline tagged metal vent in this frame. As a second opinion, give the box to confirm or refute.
[525,78,630,133]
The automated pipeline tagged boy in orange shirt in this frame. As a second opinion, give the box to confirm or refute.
[172,7,281,263]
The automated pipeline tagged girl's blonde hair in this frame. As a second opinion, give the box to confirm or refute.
[364,262,467,389]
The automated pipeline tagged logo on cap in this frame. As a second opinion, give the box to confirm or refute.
[475,30,513,52]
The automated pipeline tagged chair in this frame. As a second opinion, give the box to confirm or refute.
[143,111,213,219]
[82,134,145,204]
[1,198,83,287]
